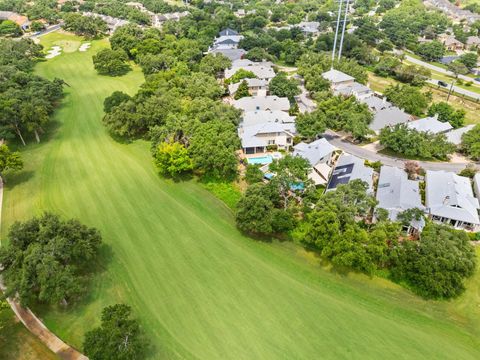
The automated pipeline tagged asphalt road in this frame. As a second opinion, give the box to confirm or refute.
[405,55,480,100]
[426,79,480,100]
[323,130,475,173]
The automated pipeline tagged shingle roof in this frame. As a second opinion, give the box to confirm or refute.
[209,48,246,61]
[293,138,337,166]
[228,78,268,95]
[225,62,276,80]
[326,154,373,192]
[219,28,239,36]
[233,96,290,112]
[241,110,295,127]
[322,69,354,84]
[369,107,411,132]
[425,170,480,225]
[376,165,425,221]
[407,116,453,134]
[445,125,475,145]
[359,95,392,112]
[334,81,372,97]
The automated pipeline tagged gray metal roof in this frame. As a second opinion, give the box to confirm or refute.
[333,82,372,97]
[293,138,337,166]
[233,96,290,112]
[445,125,475,145]
[322,69,354,84]
[241,110,295,127]
[209,48,246,61]
[358,95,392,112]
[376,166,424,221]
[425,170,480,225]
[369,107,411,132]
[407,116,453,134]
[225,62,276,80]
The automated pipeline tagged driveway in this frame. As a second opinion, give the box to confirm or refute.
[323,130,475,173]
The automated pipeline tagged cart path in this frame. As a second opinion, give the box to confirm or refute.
[0,179,88,360]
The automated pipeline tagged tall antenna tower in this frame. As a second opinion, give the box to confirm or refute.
[331,0,351,67]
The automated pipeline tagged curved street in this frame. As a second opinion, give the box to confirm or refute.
[323,130,477,172]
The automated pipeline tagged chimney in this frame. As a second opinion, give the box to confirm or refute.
[382,97,386,104]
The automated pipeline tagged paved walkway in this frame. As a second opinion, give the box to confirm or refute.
[0,179,88,360]
[323,130,477,172]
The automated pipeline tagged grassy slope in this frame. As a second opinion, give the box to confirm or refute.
[3,33,480,359]
[0,306,58,360]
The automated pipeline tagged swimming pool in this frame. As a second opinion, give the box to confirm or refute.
[247,155,273,165]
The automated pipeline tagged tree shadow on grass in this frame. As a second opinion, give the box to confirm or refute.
[3,170,34,189]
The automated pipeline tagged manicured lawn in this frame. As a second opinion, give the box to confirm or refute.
[3,32,480,359]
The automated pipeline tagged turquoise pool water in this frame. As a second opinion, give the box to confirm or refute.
[247,155,273,165]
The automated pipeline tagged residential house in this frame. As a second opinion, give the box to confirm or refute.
[375,166,425,230]
[326,154,374,193]
[438,34,464,51]
[210,48,246,61]
[425,0,480,24]
[293,138,338,185]
[0,11,30,31]
[152,12,189,28]
[466,36,480,50]
[333,81,373,99]
[210,29,244,51]
[225,59,276,82]
[369,106,412,134]
[238,111,296,154]
[82,12,129,32]
[232,95,290,112]
[425,170,480,231]
[407,115,453,134]
[322,69,355,89]
[229,78,269,97]
[445,124,475,145]
[295,21,321,36]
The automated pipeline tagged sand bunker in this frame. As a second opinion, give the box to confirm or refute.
[78,42,91,52]
[45,46,62,59]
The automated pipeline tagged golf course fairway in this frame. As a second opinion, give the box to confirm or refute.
[2,33,480,360]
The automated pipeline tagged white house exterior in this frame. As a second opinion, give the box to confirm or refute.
[293,139,339,186]
[239,110,296,154]
[425,170,480,231]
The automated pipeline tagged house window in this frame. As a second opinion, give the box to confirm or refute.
[268,140,275,145]
[286,138,292,143]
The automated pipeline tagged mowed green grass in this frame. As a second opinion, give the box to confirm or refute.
[2,32,480,359]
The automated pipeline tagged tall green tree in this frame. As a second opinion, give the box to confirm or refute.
[92,48,131,76]
[154,140,193,177]
[390,223,476,299]
[268,72,300,102]
[83,304,150,360]
[234,80,250,100]
[0,213,102,306]
[0,144,23,181]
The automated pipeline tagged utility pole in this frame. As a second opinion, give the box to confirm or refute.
[338,0,350,60]
[331,0,344,67]
[446,80,455,103]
